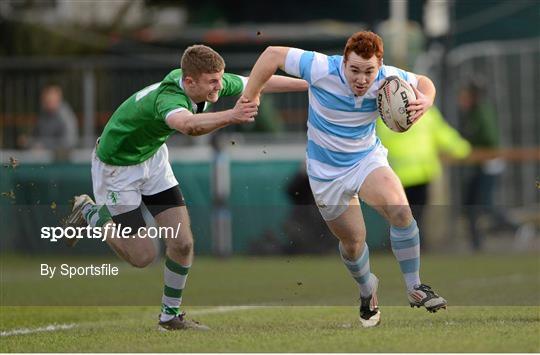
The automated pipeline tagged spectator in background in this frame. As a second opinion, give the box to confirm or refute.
[376,106,471,250]
[19,84,78,160]
[458,78,518,251]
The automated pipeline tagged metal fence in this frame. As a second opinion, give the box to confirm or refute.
[442,38,540,207]
[0,52,311,149]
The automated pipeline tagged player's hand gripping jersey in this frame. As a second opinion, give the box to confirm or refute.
[283,49,418,181]
[97,69,246,166]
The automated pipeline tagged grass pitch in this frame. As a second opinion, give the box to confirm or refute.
[1,306,539,352]
[1,253,539,352]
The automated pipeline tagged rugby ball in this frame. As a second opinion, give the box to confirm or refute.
[377,76,417,132]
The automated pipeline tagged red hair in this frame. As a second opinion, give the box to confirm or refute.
[343,31,384,64]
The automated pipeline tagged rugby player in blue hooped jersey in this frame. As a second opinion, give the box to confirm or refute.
[243,31,447,327]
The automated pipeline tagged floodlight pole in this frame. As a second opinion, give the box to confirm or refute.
[210,133,233,257]
[390,0,408,69]
[82,67,96,148]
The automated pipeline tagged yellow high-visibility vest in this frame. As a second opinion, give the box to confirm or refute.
[376,106,471,187]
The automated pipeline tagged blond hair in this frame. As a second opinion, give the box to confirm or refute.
[181,45,225,79]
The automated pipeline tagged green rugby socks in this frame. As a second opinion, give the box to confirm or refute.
[160,256,190,322]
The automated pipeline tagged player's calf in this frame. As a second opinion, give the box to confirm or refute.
[126,243,157,268]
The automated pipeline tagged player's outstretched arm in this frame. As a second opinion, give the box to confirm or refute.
[243,46,291,102]
[261,75,308,94]
[408,75,436,122]
[166,97,258,136]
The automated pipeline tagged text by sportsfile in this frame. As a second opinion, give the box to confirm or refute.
[40,263,119,279]
[41,223,182,242]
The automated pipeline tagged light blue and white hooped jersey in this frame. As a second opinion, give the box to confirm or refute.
[284,48,419,181]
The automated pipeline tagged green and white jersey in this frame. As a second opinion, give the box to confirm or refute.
[97,69,246,166]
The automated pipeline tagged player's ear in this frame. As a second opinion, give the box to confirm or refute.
[184,76,196,87]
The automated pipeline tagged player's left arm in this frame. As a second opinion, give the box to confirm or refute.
[261,75,308,94]
[221,72,306,101]
[408,74,436,122]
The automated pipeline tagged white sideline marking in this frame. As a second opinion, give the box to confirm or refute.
[0,306,265,337]
[0,323,76,337]
[188,305,266,315]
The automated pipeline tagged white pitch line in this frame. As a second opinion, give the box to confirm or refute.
[188,305,267,315]
[0,305,267,337]
[0,323,77,337]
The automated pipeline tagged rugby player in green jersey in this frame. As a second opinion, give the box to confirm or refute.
[64,44,307,331]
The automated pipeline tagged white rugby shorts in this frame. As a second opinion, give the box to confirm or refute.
[308,144,390,221]
[91,144,179,216]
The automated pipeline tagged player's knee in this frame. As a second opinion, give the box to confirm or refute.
[340,238,365,259]
[168,238,193,259]
[128,248,157,268]
[387,205,413,227]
